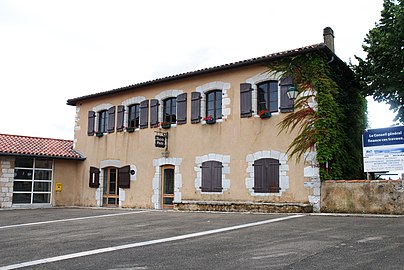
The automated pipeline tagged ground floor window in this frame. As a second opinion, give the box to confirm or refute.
[253,158,280,193]
[201,160,223,192]
[12,157,53,204]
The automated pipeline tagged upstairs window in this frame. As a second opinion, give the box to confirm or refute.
[163,97,177,124]
[206,90,222,120]
[98,110,108,133]
[257,81,278,113]
[128,104,140,129]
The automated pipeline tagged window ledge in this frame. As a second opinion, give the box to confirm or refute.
[202,119,223,125]
[200,191,224,195]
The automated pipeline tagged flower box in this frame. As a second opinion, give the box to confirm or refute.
[160,122,171,129]
[96,132,104,137]
[127,127,135,133]
[203,115,216,125]
[206,118,216,124]
[258,110,271,119]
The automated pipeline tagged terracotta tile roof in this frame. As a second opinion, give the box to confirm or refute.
[0,134,85,160]
[67,43,343,106]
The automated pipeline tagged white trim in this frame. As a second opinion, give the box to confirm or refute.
[195,81,231,121]
[152,157,183,209]
[304,151,321,212]
[246,71,282,116]
[97,160,123,207]
[245,150,289,197]
[92,103,113,133]
[11,157,53,206]
[155,89,184,123]
[195,153,231,194]
[121,96,146,132]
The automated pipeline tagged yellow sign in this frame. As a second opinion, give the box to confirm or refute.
[55,182,62,192]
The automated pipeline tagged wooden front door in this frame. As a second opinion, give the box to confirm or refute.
[103,167,119,206]
[161,165,175,209]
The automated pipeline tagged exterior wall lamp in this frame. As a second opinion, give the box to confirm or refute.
[287,85,299,100]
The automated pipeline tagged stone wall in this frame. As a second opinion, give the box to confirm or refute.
[321,180,404,215]
[0,157,14,208]
[176,200,313,213]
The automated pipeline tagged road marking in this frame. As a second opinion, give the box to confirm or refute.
[0,211,148,230]
[0,214,304,270]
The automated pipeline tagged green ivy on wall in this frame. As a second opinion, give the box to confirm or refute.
[270,52,367,180]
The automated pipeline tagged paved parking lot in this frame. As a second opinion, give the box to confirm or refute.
[0,208,403,270]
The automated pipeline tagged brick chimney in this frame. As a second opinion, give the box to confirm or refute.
[323,27,335,53]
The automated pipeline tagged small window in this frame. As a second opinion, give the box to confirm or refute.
[128,104,140,129]
[253,158,280,193]
[201,160,223,192]
[98,110,108,133]
[257,81,278,113]
[163,97,177,124]
[206,90,222,120]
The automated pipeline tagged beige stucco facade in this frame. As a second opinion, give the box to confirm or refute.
[66,64,320,212]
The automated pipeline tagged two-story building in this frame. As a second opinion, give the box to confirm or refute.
[1,27,360,212]
[59,28,344,212]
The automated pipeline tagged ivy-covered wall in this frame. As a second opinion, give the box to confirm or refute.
[271,52,367,180]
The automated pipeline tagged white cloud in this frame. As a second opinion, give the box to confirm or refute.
[0,0,392,140]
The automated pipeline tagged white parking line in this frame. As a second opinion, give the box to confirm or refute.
[0,214,305,270]
[0,211,148,230]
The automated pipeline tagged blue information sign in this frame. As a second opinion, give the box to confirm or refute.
[363,126,404,147]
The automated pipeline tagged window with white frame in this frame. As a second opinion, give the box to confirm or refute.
[128,104,140,129]
[206,90,222,120]
[163,97,177,124]
[98,110,108,133]
[257,81,279,113]
[13,157,53,204]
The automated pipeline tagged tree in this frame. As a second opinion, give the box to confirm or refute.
[354,0,404,123]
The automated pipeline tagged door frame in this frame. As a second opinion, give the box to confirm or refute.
[102,167,119,207]
[161,165,175,209]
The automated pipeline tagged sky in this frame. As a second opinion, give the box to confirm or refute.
[0,0,397,140]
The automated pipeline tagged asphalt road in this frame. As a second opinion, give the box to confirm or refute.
[0,208,403,270]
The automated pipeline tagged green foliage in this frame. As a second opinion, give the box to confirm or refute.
[272,53,367,180]
[354,0,404,122]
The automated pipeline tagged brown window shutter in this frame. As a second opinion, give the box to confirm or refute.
[87,111,96,136]
[150,99,159,128]
[107,106,115,133]
[240,83,253,117]
[268,159,281,193]
[116,105,125,132]
[140,100,149,129]
[118,165,130,189]
[212,161,223,192]
[176,93,187,125]
[200,162,211,192]
[191,92,201,124]
[279,77,294,112]
[254,158,280,193]
[89,166,100,188]
[201,161,222,192]
[253,159,265,193]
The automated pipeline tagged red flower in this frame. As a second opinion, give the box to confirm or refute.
[258,110,269,116]
[203,115,214,121]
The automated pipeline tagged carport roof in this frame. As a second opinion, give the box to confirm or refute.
[0,134,85,160]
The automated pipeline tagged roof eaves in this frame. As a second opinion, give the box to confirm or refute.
[0,151,86,161]
[66,43,331,106]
